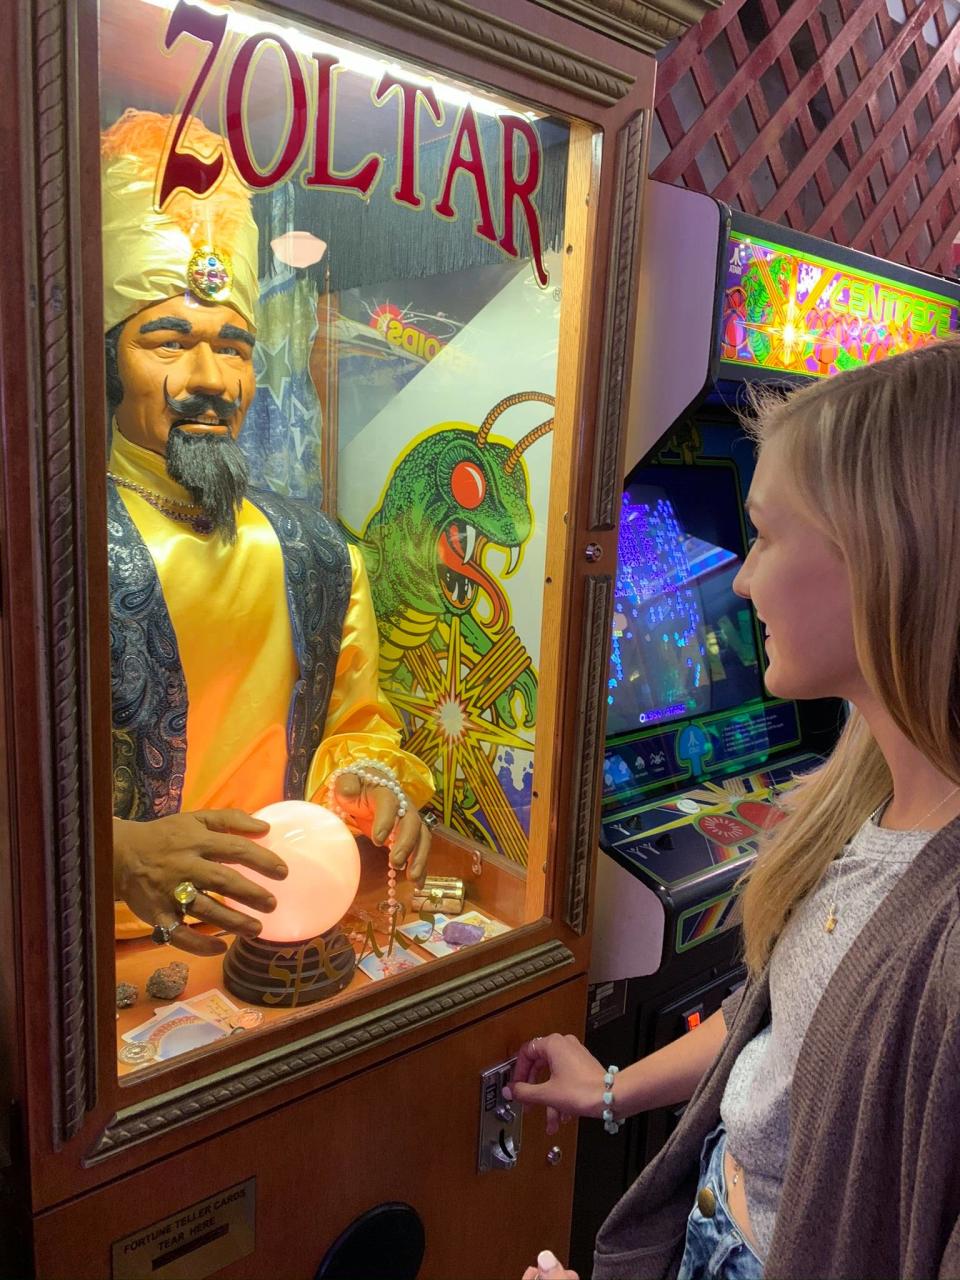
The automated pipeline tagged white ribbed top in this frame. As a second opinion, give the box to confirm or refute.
[719,812,931,1258]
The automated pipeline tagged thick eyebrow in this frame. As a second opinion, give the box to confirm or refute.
[219,323,256,348]
[139,315,192,336]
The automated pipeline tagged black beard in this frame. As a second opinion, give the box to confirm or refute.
[165,425,249,544]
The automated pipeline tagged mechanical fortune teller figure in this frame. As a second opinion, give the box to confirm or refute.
[103,110,433,954]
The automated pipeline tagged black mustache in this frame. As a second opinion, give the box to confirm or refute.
[163,380,243,424]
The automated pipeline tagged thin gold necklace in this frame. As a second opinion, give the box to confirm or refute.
[108,472,213,535]
[824,785,960,933]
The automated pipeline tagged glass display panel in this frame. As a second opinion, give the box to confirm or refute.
[99,0,582,1077]
[601,445,806,815]
[607,468,762,740]
[720,229,960,379]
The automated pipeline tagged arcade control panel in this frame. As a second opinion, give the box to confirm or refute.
[595,752,817,971]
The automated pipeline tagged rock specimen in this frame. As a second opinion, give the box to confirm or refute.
[115,981,138,1009]
[146,960,189,1000]
[441,921,485,947]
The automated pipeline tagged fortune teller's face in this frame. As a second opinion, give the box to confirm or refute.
[114,293,256,457]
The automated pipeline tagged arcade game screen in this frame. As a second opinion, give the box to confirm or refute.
[606,463,762,741]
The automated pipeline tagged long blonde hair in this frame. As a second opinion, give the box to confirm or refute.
[739,339,960,975]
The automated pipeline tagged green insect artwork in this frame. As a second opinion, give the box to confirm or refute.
[344,392,554,865]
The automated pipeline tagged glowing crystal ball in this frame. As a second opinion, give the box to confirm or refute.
[225,801,361,943]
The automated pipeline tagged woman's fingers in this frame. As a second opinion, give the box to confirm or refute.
[505,1035,601,1126]
[512,1034,552,1086]
[506,1076,555,1107]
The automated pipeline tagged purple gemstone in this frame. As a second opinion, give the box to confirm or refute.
[441,921,485,947]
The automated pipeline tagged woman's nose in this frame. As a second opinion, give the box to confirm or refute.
[732,555,752,600]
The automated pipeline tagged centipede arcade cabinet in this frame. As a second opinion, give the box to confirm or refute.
[570,179,960,1273]
[0,4,726,1276]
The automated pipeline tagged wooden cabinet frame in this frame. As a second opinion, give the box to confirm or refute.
[0,0,715,1243]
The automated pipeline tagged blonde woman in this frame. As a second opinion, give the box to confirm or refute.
[512,340,960,1280]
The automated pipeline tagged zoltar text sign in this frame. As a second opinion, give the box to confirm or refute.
[158,0,551,284]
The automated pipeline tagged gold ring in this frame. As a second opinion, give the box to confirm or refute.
[173,880,199,914]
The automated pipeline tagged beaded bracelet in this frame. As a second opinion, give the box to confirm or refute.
[602,1065,621,1134]
[325,759,409,823]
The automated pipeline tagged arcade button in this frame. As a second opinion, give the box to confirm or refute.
[683,1008,703,1032]
[696,813,757,846]
[736,798,787,830]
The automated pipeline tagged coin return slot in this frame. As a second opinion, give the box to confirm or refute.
[478,1057,523,1172]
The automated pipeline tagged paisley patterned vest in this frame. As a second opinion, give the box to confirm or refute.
[107,481,352,821]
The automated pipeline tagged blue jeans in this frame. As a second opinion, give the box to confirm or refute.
[676,1123,764,1280]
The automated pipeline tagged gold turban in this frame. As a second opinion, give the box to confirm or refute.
[101,109,259,332]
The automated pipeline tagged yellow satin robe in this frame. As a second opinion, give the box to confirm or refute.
[110,431,434,938]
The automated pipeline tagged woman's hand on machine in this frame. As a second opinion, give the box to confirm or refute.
[113,811,288,956]
[504,1033,608,1136]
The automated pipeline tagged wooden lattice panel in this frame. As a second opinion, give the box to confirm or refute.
[652,0,960,275]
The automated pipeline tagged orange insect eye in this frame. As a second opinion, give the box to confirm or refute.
[451,460,486,509]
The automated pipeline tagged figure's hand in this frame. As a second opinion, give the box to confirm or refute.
[521,1250,578,1280]
[333,771,430,886]
[503,1033,607,1136]
[113,809,288,956]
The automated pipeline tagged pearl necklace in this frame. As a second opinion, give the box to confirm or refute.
[108,472,213,534]
[824,785,960,933]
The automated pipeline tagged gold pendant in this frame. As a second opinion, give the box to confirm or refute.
[824,913,837,933]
